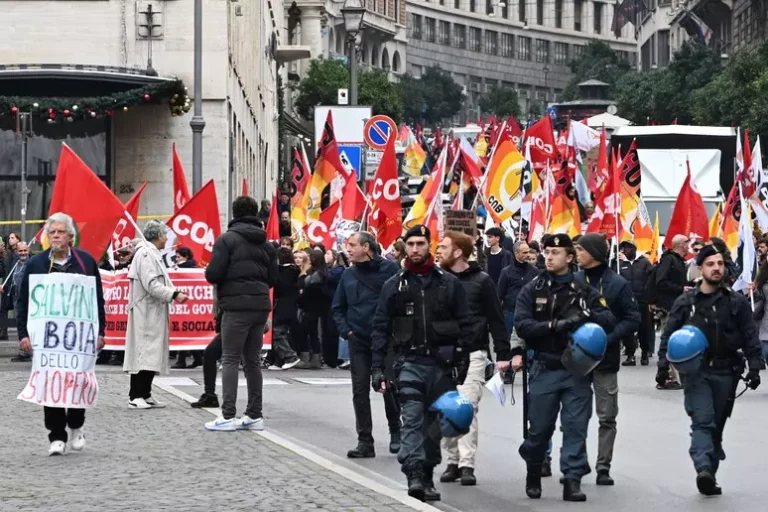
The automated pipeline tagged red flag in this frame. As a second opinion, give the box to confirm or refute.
[48,144,127,258]
[341,176,367,221]
[507,114,524,149]
[112,182,147,250]
[290,147,310,204]
[738,130,756,198]
[591,128,610,194]
[166,180,222,264]
[664,164,709,248]
[241,178,249,196]
[306,200,340,249]
[523,116,558,165]
[370,133,401,221]
[586,160,622,239]
[172,143,191,213]
[266,189,280,241]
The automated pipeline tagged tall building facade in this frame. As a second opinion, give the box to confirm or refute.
[0,0,294,231]
[405,0,637,121]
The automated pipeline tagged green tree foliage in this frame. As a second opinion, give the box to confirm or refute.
[398,73,427,124]
[398,66,464,124]
[293,58,404,123]
[561,40,631,100]
[478,86,521,118]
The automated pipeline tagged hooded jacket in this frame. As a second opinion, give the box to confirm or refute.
[446,262,510,360]
[619,255,652,303]
[205,215,278,312]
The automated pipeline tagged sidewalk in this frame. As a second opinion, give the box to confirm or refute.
[0,362,421,512]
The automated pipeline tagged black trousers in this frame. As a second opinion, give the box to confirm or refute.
[349,338,401,446]
[322,311,339,368]
[129,371,156,400]
[625,303,656,356]
[203,334,222,394]
[44,407,85,443]
[299,312,323,354]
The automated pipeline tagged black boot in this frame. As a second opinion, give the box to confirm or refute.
[189,353,203,369]
[346,443,375,459]
[640,353,650,366]
[541,461,552,477]
[407,467,426,502]
[596,470,614,486]
[622,356,636,366]
[460,467,476,486]
[696,469,722,496]
[563,479,587,502]
[0,328,8,341]
[11,353,32,362]
[440,464,460,483]
[191,393,219,408]
[389,430,401,454]
[423,467,441,501]
[171,358,187,369]
[525,463,542,499]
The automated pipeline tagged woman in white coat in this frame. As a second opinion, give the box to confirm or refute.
[124,221,188,409]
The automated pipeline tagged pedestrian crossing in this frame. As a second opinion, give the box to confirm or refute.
[155,376,352,387]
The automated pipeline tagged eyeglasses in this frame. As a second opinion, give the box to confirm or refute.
[692,247,702,253]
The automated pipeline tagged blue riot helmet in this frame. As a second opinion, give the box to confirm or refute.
[667,325,708,375]
[561,322,607,376]
[430,390,474,437]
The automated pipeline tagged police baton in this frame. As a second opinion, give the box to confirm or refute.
[521,358,529,440]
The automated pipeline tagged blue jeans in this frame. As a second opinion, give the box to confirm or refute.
[337,337,350,360]
[526,351,552,462]
[761,340,768,362]
[519,361,593,479]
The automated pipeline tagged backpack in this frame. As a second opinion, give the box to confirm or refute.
[643,263,660,305]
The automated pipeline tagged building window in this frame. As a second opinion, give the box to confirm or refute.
[554,42,568,64]
[536,0,544,24]
[517,36,531,60]
[572,44,584,60]
[455,0,460,7]
[487,0,494,15]
[469,27,482,52]
[535,39,550,63]
[470,0,476,12]
[658,29,670,68]
[411,14,422,39]
[502,3,509,18]
[574,0,583,31]
[594,2,603,34]
[501,33,514,57]
[519,0,526,22]
[438,21,451,45]
[485,30,498,55]
[555,0,563,28]
[425,17,436,42]
[454,24,466,49]
[439,0,445,5]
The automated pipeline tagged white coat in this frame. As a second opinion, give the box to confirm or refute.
[123,241,176,375]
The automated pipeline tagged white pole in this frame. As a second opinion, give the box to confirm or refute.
[124,212,175,287]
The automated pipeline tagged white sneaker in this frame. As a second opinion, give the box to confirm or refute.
[267,365,284,371]
[281,358,301,370]
[237,415,265,431]
[205,416,238,431]
[128,398,152,409]
[339,360,351,370]
[145,397,166,408]
[69,428,85,451]
[48,440,66,456]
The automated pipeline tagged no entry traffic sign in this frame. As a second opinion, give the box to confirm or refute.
[363,115,397,150]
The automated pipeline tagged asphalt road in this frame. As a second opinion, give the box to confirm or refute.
[162,360,768,512]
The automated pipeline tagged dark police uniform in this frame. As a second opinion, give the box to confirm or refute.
[658,249,764,487]
[513,234,616,501]
[371,226,474,500]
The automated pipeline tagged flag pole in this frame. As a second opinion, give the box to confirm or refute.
[738,180,756,311]
[124,212,175,287]
[544,161,551,234]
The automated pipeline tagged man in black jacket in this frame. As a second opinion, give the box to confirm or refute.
[575,234,640,487]
[271,247,301,369]
[484,227,513,285]
[332,231,401,459]
[497,241,539,339]
[619,241,654,366]
[437,230,508,486]
[205,197,278,432]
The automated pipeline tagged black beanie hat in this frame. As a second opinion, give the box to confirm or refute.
[575,233,609,265]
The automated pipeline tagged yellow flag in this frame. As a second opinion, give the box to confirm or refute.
[474,136,488,158]
[709,202,722,239]
[403,142,427,177]
[482,140,525,223]
[648,211,660,264]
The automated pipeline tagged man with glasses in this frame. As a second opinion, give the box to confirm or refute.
[687,241,704,282]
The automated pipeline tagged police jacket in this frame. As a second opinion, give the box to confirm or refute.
[497,258,539,313]
[658,284,764,372]
[445,262,510,360]
[576,265,641,373]
[619,256,652,304]
[513,270,616,357]
[655,250,687,311]
[332,256,400,343]
[371,265,474,368]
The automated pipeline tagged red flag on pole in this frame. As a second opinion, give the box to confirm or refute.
[47,144,127,258]
[241,178,249,197]
[166,180,222,264]
[172,143,191,213]
[266,189,280,241]
[112,182,147,250]
[306,200,341,250]
[664,163,709,247]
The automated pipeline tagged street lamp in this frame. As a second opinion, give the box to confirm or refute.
[543,65,550,107]
[341,0,366,106]
[190,0,205,192]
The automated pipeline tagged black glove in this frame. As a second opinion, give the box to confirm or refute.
[656,367,670,386]
[552,313,585,334]
[371,367,386,392]
[745,370,761,390]
[455,357,470,385]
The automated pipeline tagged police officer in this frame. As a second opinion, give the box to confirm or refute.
[371,225,475,503]
[514,234,616,502]
[657,245,763,496]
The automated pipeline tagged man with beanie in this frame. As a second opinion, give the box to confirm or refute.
[371,225,474,502]
[574,234,640,486]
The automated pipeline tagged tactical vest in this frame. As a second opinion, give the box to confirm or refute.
[529,275,592,354]
[389,270,461,357]
[682,290,741,363]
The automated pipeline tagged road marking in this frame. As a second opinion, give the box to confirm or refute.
[153,380,437,512]
[215,378,288,386]
[292,378,352,385]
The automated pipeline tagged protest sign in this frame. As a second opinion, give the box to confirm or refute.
[18,273,100,408]
[444,210,478,238]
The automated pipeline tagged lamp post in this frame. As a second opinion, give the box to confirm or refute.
[341,0,366,106]
[190,0,205,193]
[543,65,550,110]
